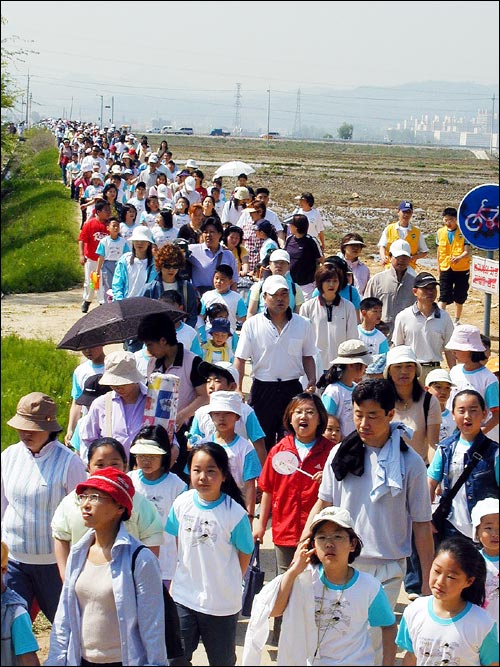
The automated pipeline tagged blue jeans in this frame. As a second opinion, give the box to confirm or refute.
[175,602,238,666]
[5,560,62,623]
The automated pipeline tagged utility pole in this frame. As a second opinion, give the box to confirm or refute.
[69,96,74,121]
[234,83,242,135]
[25,72,30,126]
[111,96,114,125]
[490,93,496,156]
[99,95,104,129]
[266,87,271,147]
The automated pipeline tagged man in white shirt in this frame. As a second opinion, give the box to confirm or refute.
[292,191,325,252]
[234,274,317,453]
[392,271,456,382]
[254,187,285,247]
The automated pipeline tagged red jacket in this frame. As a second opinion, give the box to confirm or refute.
[259,434,333,547]
[78,217,108,261]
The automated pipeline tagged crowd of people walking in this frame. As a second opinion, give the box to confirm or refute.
[1,118,498,666]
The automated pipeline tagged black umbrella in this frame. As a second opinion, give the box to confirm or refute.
[57,297,186,351]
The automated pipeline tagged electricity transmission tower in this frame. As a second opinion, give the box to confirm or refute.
[233,83,242,135]
[293,88,302,138]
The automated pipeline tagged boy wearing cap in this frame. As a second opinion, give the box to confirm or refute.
[471,497,499,636]
[201,317,234,363]
[425,368,457,443]
[243,505,397,665]
[364,239,416,341]
[436,207,471,324]
[247,249,305,317]
[207,391,261,518]
[235,274,317,453]
[392,271,455,381]
[378,200,428,270]
[303,379,434,663]
[200,264,247,330]
[189,361,267,467]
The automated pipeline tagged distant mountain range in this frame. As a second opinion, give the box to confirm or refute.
[34,80,498,141]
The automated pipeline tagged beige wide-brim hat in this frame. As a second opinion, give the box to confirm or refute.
[100,351,144,386]
[7,392,62,432]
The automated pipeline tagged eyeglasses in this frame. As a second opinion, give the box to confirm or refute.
[162,263,181,270]
[76,493,112,505]
[314,534,350,545]
[292,409,317,418]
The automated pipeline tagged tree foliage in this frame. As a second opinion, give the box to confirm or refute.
[337,123,354,140]
[1,16,36,158]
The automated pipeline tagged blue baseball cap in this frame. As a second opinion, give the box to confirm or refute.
[398,200,413,212]
[208,318,232,336]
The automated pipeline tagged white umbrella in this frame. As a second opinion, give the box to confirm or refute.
[212,160,256,178]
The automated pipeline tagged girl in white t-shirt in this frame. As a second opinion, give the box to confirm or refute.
[319,340,373,439]
[166,442,254,665]
[396,536,498,665]
[129,425,186,588]
[471,497,499,639]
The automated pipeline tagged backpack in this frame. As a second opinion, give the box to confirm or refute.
[132,546,188,666]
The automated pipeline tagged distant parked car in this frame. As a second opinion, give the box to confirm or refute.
[161,125,176,134]
[146,127,161,134]
[260,131,280,139]
[210,128,230,137]
[178,127,194,135]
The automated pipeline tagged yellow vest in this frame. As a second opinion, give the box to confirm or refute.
[385,223,421,269]
[437,226,470,272]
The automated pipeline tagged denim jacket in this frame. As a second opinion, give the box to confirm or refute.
[46,523,167,666]
[438,430,498,516]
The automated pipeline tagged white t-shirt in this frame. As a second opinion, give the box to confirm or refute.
[166,490,254,615]
[128,469,186,579]
[397,595,497,666]
[321,382,356,438]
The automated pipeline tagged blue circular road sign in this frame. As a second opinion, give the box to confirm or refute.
[458,183,499,251]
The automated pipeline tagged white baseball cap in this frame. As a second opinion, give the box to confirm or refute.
[269,249,290,263]
[310,506,356,532]
[425,368,455,386]
[389,239,411,258]
[262,275,289,295]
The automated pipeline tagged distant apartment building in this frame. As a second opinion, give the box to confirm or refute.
[387,109,498,149]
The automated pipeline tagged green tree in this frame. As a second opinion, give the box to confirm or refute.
[1,16,35,159]
[337,123,354,140]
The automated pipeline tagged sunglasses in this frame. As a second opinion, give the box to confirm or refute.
[162,263,181,270]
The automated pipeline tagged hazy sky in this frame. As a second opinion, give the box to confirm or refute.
[2,0,498,126]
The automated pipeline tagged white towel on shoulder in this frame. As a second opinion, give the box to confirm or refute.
[370,422,411,502]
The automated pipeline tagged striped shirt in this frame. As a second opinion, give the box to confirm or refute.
[1,440,87,564]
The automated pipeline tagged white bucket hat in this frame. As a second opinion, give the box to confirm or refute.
[444,324,486,352]
[208,390,242,416]
[129,226,153,244]
[384,345,422,378]
[471,497,499,529]
[425,368,455,386]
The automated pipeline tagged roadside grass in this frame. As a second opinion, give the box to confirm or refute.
[1,132,83,293]
[1,335,77,451]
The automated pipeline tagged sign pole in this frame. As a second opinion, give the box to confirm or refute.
[483,250,494,337]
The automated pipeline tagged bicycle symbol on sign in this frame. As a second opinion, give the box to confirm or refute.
[464,199,499,233]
